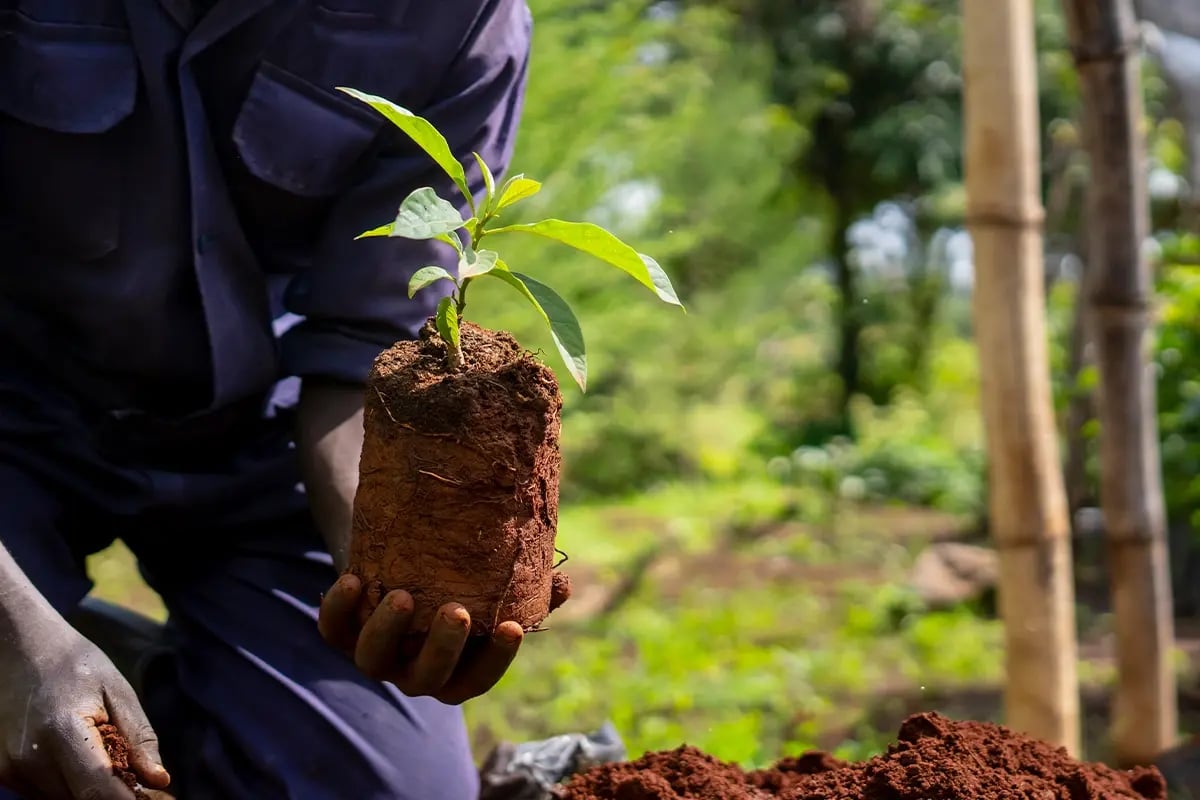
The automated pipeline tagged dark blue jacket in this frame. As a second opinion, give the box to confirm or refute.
[0,0,530,415]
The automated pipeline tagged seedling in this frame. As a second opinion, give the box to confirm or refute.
[340,87,684,637]
[339,87,684,391]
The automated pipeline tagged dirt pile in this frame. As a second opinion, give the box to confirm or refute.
[557,712,1167,800]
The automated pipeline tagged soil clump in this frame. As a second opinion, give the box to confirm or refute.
[347,321,567,635]
[99,723,149,800]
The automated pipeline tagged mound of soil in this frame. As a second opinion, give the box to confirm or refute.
[347,320,568,635]
[557,712,1166,800]
[99,723,149,799]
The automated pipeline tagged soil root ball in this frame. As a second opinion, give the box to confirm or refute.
[348,321,566,635]
[557,712,1167,800]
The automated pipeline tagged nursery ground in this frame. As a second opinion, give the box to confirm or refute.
[86,479,1200,768]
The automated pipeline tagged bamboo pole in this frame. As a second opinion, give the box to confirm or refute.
[1061,0,1177,767]
[962,0,1081,754]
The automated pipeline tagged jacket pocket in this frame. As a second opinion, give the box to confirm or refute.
[232,62,383,199]
[0,11,136,260]
[313,0,412,27]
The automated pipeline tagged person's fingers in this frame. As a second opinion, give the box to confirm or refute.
[317,573,363,652]
[437,621,523,705]
[353,590,415,680]
[104,685,170,790]
[357,580,386,630]
[54,713,139,800]
[398,603,471,697]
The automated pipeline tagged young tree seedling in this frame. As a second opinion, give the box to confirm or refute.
[339,87,684,391]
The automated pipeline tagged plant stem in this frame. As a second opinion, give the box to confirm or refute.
[472,214,493,246]
[457,279,471,315]
[446,334,464,370]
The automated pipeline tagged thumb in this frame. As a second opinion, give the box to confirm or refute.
[105,683,171,790]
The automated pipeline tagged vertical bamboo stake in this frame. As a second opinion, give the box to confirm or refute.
[962,0,1081,754]
[1061,0,1177,766]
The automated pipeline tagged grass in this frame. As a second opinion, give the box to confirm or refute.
[461,484,997,766]
[86,478,1196,767]
[87,542,166,622]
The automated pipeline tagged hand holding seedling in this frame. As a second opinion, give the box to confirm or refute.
[318,574,524,704]
[314,89,680,702]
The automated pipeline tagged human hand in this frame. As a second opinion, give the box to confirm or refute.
[0,624,170,799]
[317,573,524,705]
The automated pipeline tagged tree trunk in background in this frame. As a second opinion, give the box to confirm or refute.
[841,0,876,37]
[962,0,1081,754]
[906,248,942,392]
[1062,0,1177,767]
[829,0,877,426]
[832,198,860,425]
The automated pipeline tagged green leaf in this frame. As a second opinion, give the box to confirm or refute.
[473,152,496,211]
[337,87,473,207]
[484,264,587,391]
[486,219,682,307]
[638,253,685,311]
[355,223,393,240]
[391,187,465,240]
[484,261,544,319]
[458,247,499,279]
[408,266,455,298]
[496,175,542,211]
[435,296,460,352]
[435,229,464,255]
[517,272,587,392]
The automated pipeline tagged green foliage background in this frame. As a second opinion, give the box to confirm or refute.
[85,0,1200,766]
[458,0,1200,762]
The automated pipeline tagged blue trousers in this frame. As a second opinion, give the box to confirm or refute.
[0,358,478,800]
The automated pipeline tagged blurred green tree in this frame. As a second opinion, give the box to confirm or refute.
[687,0,1079,427]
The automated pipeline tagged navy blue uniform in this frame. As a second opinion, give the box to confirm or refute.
[0,1,530,796]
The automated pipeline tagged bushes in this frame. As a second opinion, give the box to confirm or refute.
[1153,236,1200,528]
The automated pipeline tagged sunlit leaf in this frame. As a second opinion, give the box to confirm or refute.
[337,87,473,207]
[435,229,464,255]
[486,219,682,307]
[517,272,587,392]
[392,187,465,240]
[459,247,499,279]
[496,176,542,211]
[639,253,685,311]
[408,266,455,298]
[435,296,460,353]
[484,263,587,391]
[355,223,393,240]
[473,152,496,211]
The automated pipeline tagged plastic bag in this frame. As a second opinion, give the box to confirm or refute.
[478,722,627,800]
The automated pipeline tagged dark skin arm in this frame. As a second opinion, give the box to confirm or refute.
[0,543,170,799]
[296,381,524,704]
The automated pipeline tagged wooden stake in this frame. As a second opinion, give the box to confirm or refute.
[962,0,1081,754]
[1061,0,1177,766]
